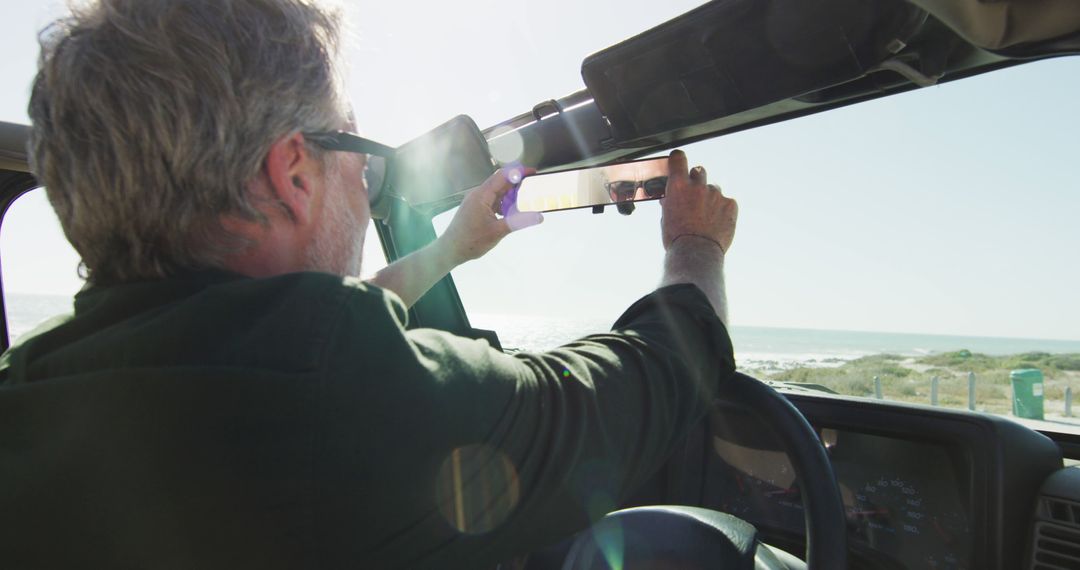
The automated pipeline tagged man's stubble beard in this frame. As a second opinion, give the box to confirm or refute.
[306,165,365,277]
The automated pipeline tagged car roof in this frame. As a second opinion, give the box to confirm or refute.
[481,0,1080,176]
[3,1,1079,180]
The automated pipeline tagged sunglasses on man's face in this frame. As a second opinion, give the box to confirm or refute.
[604,176,668,202]
[303,131,396,205]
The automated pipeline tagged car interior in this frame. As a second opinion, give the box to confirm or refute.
[2,0,1079,569]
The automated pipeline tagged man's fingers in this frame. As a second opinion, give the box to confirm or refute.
[474,166,537,213]
[504,201,544,232]
[506,211,543,232]
[491,166,536,194]
[690,165,707,186]
[668,150,688,180]
[476,170,513,201]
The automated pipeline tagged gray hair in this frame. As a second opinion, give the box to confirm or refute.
[28,0,348,284]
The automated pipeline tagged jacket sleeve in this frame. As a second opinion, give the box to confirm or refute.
[314,282,735,569]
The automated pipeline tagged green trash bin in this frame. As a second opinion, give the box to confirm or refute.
[1010,368,1045,420]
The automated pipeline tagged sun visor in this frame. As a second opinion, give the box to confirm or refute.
[581,0,925,145]
[909,0,1080,50]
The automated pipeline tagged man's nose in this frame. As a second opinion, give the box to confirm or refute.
[634,187,648,201]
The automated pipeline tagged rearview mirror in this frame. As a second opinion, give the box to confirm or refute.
[514,157,668,215]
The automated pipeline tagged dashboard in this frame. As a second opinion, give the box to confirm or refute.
[693,391,1064,570]
[706,420,972,568]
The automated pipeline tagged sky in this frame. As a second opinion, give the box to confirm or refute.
[0,0,1078,342]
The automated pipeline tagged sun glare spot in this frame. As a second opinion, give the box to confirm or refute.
[435,444,520,534]
[506,165,524,184]
[488,125,525,164]
[595,522,625,570]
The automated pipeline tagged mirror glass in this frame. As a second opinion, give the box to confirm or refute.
[515,157,668,213]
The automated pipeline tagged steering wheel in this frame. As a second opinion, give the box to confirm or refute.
[560,372,848,570]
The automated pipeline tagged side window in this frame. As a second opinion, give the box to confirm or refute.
[0,188,82,343]
[0,188,388,344]
[359,222,388,281]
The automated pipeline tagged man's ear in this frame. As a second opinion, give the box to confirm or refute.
[264,132,320,225]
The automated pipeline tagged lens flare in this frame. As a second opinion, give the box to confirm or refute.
[595,522,625,570]
[489,125,525,164]
[507,167,523,185]
[435,444,520,534]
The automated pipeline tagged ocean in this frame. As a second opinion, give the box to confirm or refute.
[5,294,1079,368]
[467,313,1080,370]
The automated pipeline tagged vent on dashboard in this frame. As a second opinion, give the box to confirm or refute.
[1032,521,1080,570]
[1043,498,1080,528]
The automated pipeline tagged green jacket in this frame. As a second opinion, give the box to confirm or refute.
[0,270,734,569]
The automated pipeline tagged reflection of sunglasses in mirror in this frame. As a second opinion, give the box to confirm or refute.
[604,176,668,202]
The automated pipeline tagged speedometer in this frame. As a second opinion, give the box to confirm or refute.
[848,475,927,542]
[845,474,969,569]
[710,425,975,569]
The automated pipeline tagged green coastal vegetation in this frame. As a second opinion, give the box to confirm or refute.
[745,350,1080,417]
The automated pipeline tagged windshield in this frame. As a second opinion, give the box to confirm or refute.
[0,0,702,337]
[4,2,1078,422]
[435,56,1080,421]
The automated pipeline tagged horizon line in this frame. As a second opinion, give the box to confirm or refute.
[468,311,1080,345]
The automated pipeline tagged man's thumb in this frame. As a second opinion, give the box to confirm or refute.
[506,211,544,232]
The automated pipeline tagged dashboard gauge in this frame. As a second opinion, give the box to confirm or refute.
[718,472,755,517]
[762,481,803,512]
[931,510,969,547]
[709,418,977,570]
[844,475,969,569]
[847,476,926,543]
[928,511,970,568]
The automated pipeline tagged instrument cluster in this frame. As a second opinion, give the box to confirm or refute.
[704,420,973,569]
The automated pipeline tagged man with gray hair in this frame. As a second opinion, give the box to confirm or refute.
[0,0,739,568]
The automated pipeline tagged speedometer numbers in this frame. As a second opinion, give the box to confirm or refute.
[848,476,967,569]
[710,429,973,569]
[849,476,923,538]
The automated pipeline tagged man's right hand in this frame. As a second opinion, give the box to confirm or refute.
[661,150,738,253]
[658,150,738,323]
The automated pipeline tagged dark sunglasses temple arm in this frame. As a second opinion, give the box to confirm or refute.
[304,131,397,158]
[351,138,397,158]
